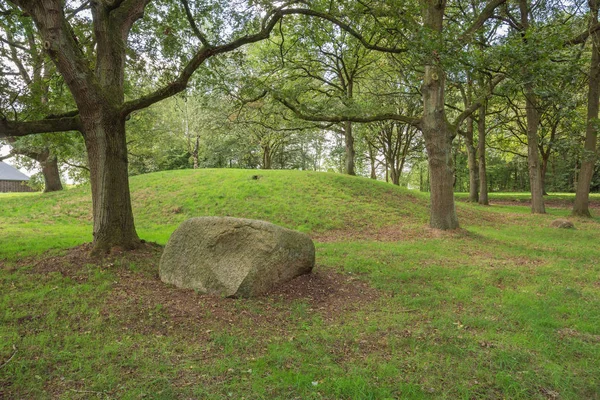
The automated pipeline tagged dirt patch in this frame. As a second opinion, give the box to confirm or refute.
[23,244,381,340]
[27,242,162,281]
[458,198,600,210]
[312,224,474,243]
[557,328,600,343]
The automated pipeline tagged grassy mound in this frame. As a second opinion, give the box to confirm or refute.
[0,169,429,258]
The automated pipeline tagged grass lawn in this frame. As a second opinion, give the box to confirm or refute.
[1,169,599,399]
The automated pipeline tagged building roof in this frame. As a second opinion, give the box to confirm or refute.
[0,161,30,181]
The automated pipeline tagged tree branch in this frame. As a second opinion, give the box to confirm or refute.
[460,0,509,43]
[180,0,210,47]
[62,159,90,171]
[566,20,600,45]
[121,7,295,116]
[0,35,28,52]
[0,116,81,138]
[273,94,421,127]
[280,9,407,54]
[452,74,505,129]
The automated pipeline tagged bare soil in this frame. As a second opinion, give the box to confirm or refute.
[24,243,381,338]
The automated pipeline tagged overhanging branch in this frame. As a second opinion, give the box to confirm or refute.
[274,94,421,127]
[280,8,407,54]
[121,6,298,116]
[0,115,81,138]
[460,0,508,43]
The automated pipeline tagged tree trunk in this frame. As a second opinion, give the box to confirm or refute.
[367,143,377,179]
[422,66,459,229]
[520,0,545,214]
[541,152,549,195]
[390,167,400,185]
[344,120,356,175]
[83,111,140,254]
[420,0,459,230]
[524,89,546,213]
[193,136,200,169]
[465,117,479,202]
[478,102,489,205]
[573,0,600,217]
[262,144,272,169]
[40,153,63,192]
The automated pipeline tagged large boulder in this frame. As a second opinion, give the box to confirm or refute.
[159,217,315,298]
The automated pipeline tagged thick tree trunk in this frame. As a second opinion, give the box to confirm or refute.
[390,167,400,185]
[83,111,140,253]
[344,120,356,175]
[524,90,546,213]
[420,0,459,230]
[574,0,600,217]
[40,153,63,192]
[519,0,545,214]
[262,145,272,169]
[422,66,459,230]
[465,117,479,202]
[478,102,489,205]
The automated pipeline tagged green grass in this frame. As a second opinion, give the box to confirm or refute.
[455,191,600,202]
[2,169,600,399]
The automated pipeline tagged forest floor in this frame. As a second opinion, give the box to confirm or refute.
[1,170,599,399]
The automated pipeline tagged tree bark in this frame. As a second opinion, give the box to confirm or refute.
[390,167,400,185]
[422,64,459,229]
[83,110,140,253]
[541,151,549,195]
[465,117,479,202]
[40,152,63,192]
[344,121,356,175]
[524,88,546,213]
[262,144,272,169]
[519,0,545,214]
[573,0,600,217]
[367,142,377,179]
[193,136,200,169]
[478,101,489,205]
[421,0,459,230]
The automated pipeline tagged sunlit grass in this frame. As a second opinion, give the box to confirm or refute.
[2,169,599,399]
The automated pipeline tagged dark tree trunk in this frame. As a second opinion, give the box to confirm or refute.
[192,136,200,169]
[574,0,600,217]
[82,110,140,254]
[478,102,489,205]
[541,153,549,195]
[367,143,377,179]
[524,90,546,213]
[262,144,272,169]
[422,67,459,229]
[344,120,356,175]
[465,117,479,202]
[520,0,545,214]
[390,167,400,185]
[40,153,63,192]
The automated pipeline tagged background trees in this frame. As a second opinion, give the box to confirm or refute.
[1,0,599,252]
